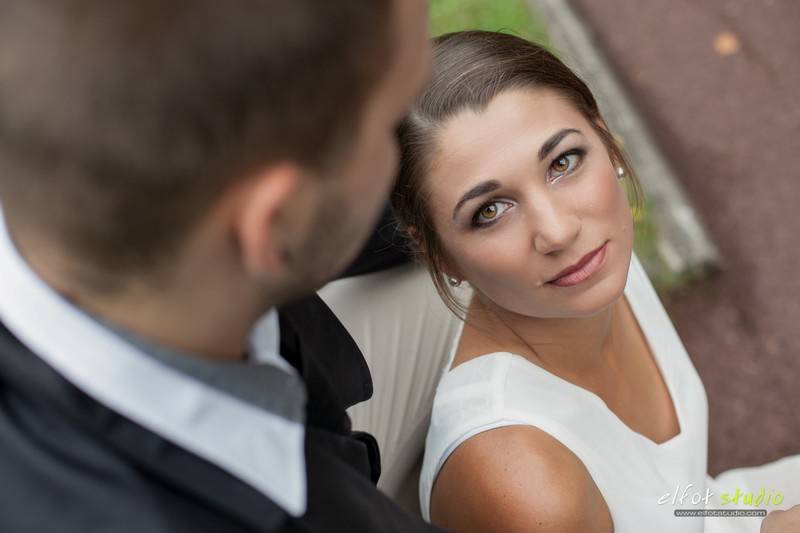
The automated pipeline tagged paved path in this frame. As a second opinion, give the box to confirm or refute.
[569,0,800,475]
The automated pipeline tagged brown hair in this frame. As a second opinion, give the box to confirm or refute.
[392,30,643,316]
[0,0,392,287]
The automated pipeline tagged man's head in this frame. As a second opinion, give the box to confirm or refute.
[0,0,430,304]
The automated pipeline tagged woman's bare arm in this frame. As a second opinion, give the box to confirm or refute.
[430,425,613,532]
[761,505,800,533]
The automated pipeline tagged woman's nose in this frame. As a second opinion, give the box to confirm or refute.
[529,198,581,255]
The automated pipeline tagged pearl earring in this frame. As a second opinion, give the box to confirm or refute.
[447,276,462,287]
[616,166,626,180]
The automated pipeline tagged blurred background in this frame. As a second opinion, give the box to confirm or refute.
[429,0,800,476]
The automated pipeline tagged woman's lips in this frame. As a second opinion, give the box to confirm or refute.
[547,241,609,287]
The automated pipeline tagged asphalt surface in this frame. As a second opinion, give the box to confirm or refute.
[569,0,800,475]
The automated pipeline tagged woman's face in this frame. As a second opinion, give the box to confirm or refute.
[425,88,634,319]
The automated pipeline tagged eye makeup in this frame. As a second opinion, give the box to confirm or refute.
[470,200,514,228]
[468,146,589,229]
[548,146,587,182]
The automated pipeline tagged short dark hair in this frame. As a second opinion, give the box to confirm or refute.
[392,31,643,316]
[0,0,392,285]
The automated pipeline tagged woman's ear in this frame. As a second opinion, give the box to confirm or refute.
[594,116,620,139]
[407,225,423,250]
[592,117,626,169]
[594,117,625,147]
[438,254,465,284]
[408,225,463,281]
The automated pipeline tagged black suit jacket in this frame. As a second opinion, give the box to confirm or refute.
[0,320,440,532]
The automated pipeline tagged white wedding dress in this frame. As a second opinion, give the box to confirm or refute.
[419,254,800,532]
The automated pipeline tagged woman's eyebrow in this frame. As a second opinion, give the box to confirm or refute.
[450,129,583,221]
[538,128,582,161]
[452,179,501,220]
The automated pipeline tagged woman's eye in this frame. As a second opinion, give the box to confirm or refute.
[472,201,512,227]
[549,151,583,180]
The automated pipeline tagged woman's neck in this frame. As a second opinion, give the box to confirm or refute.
[467,295,624,379]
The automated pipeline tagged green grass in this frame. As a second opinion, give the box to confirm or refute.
[429,0,549,44]
[632,198,706,294]
[632,199,675,291]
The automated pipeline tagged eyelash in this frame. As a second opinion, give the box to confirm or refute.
[470,147,587,228]
[549,148,586,181]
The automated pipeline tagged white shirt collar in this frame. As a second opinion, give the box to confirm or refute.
[0,209,306,516]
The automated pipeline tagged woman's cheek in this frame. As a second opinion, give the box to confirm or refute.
[463,245,514,280]
[584,168,619,214]
[455,235,520,289]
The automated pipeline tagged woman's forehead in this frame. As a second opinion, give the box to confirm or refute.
[429,89,590,191]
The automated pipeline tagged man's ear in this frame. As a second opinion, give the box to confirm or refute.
[236,164,300,277]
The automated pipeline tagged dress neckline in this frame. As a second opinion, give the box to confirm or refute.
[444,255,685,450]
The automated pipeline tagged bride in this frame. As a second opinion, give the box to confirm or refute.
[391,30,800,532]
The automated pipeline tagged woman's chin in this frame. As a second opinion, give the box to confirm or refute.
[557,267,629,318]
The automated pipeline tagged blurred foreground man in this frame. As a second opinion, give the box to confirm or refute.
[0,0,437,531]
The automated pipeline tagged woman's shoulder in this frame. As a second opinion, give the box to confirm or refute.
[430,424,613,532]
[434,349,538,407]
[447,313,531,371]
